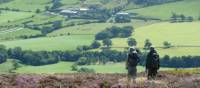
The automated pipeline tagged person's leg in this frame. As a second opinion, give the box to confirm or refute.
[132,67,137,79]
[132,67,137,83]
[147,69,152,80]
[127,67,134,87]
[152,69,158,79]
[128,68,132,82]
[149,68,155,80]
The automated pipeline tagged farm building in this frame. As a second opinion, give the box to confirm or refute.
[115,12,131,23]
[60,8,92,18]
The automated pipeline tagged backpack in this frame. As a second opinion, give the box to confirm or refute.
[151,53,160,69]
[128,53,139,66]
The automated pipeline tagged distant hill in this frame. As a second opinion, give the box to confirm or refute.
[126,0,200,20]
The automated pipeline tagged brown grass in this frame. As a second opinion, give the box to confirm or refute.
[0,72,199,88]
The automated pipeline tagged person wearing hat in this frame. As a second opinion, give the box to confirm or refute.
[145,46,160,80]
[126,46,140,82]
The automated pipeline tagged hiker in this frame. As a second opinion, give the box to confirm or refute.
[145,46,160,80]
[126,46,140,81]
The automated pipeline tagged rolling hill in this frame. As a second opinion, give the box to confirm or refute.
[111,22,200,56]
[0,35,94,51]
[126,0,200,20]
[0,0,52,11]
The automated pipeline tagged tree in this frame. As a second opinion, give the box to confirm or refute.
[71,64,78,71]
[76,57,88,65]
[163,41,172,49]
[7,47,23,60]
[95,26,133,40]
[103,38,112,47]
[52,20,62,29]
[186,16,193,22]
[161,55,170,67]
[91,41,101,49]
[12,59,20,70]
[127,38,137,46]
[144,39,152,49]
[35,9,41,13]
[51,0,62,10]
[170,13,178,23]
[180,14,185,22]
[76,45,91,52]
[198,15,200,21]
[95,31,113,40]
[0,45,7,64]
[121,26,133,37]
[45,6,50,11]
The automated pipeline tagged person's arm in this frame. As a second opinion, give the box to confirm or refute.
[158,55,160,69]
[146,53,150,69]
[126,54,130,69]
[137,54,140,63]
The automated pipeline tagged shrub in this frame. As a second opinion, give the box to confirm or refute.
[77,67,95,73]
[163,41,172,49]
[71,64,78,71]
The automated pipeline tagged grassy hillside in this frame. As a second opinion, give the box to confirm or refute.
[111,22,200,56]
[0,0,52,11]
[126,0,200,20]
[0,11,34,24]
[61,0,79,6]
[85,0,128,9]
[0,59,14,74]
[49,20,158,36]
[0,35,94,51]
[0,28,41,39]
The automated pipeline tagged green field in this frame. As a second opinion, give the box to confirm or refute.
[61,0,79,6]
[111,22,200,56]
[0,59,15,74]
[0,11,34,24]
[49,20,157,36]
[85,0,128,9]
[0,35,94,51]
[126,0,200,20]
[14,62,173,74]
[15,62,75,74]
[0,0,52,11]
[0,28,41,40]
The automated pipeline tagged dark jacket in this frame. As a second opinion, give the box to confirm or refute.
[127,52,140,67]
[146,50,160,69]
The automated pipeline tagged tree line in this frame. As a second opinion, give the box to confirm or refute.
[170,13,194,23]
[0,45,200,68]
[95,26,134,40]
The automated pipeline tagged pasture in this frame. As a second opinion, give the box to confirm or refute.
[0,35,94,51]
[111,22,200,56]
[0,11,34,24]
[0,0,52,11]
[14,62,173,74]
[0,28,41,40]
[0,59,15,74]
[126,0,200,20]
[49,20,157,36]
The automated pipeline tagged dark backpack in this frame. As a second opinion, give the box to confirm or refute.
[128,53,139,66]
[151,53,160,69]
